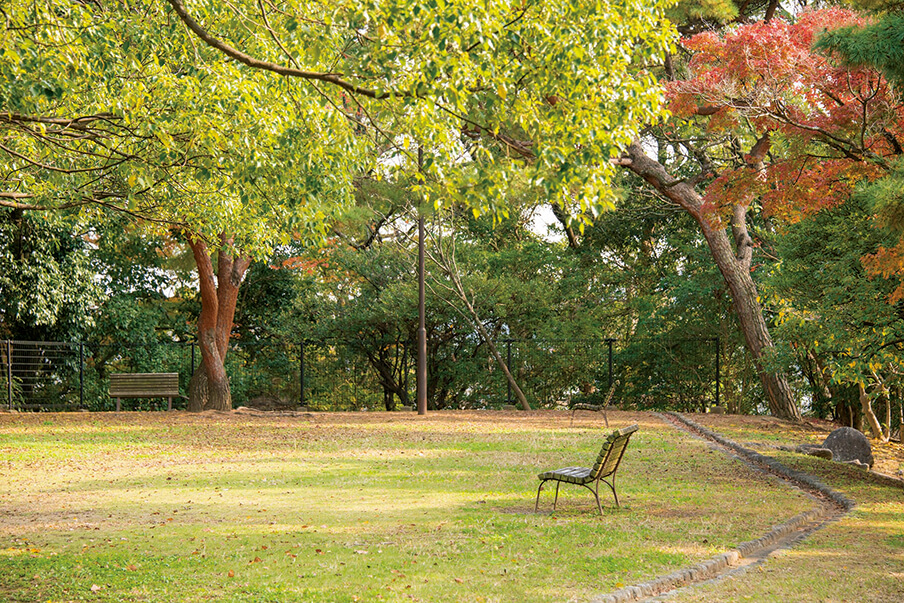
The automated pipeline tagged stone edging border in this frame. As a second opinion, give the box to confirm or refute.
[867,470,904,488]
[664,412,855,512]
[588,412,854,603]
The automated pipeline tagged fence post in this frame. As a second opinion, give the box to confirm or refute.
[299,341,305,407]
[79,342,84,409]
[506,339,512,404]
[715,336,721,408]
[5,340,11,410]
[606,338,615,390]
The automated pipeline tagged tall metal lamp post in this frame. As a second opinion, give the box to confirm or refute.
[416,148,427,415]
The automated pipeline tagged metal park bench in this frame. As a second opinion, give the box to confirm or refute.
[108,373,181,411]
[534,424,639,515]
[570,379,620,427]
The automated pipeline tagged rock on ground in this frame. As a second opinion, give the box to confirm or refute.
[822,427,874,468]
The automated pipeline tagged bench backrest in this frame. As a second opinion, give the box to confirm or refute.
[590,424,639,480]
[109,373,180,397]
[603,380,620,406]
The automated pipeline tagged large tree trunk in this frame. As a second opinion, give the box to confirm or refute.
[619,141,802,421]
[697,216,800,420]
[858,382,887,441]
[186,233,251,412]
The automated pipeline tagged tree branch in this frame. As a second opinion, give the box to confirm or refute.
[550,202,579,249]
[763,0,780,24]
[0,142,127,174]
[166,0,394,99]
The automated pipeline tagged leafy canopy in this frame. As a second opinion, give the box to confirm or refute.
[1,1,367,256]
[163,0,677,220]
[2,0,679,246]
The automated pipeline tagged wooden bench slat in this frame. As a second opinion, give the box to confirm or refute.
[109,373,181,397]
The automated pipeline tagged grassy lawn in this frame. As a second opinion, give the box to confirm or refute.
[0,410,817,602]
[671,453,904,603]
[671,413,904,603]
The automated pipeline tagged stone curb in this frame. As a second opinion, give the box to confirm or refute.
[588,413,853,603]
[588,506,826,603]
[868,471,904,488]
[664,412,855,512]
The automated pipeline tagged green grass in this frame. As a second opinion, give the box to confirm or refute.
[670,452,904,603]
[0,411,815,602]
[667,413,904,603]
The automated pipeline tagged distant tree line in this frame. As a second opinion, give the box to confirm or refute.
[2,1,904,439]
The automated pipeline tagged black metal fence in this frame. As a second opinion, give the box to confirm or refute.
[484,337,719,412]
[2,340,83,411]
[1,336,720,412]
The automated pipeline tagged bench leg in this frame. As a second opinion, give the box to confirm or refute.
[116,397,121,412]
[167,397,172,411]
[535,479,563,513]
[600,476,619,507]
[591,483,603,515]
[535,480,547,512]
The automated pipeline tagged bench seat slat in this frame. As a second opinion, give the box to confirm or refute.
[109,373,180,397]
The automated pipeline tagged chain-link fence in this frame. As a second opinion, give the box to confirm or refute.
[2,336,720,412]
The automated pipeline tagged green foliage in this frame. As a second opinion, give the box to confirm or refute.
[815,12,904,87]
[0,210,99,340]
[866,158,904,232]
[0,0,366,256]
[1,0,680,246]
[668,0,739,27]
[162,0,676,220]
[764,192,904,413]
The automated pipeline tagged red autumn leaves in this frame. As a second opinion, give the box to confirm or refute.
[666,8,902,224]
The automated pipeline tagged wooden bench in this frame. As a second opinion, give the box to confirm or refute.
[570,379,620,427]
[109,373,181,411]
[535,424,639,515]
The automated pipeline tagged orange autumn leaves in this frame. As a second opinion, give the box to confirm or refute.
[666,8,902,225]
[701,159,883,224]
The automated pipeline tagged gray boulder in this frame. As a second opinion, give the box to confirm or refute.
[822,427,874,468]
